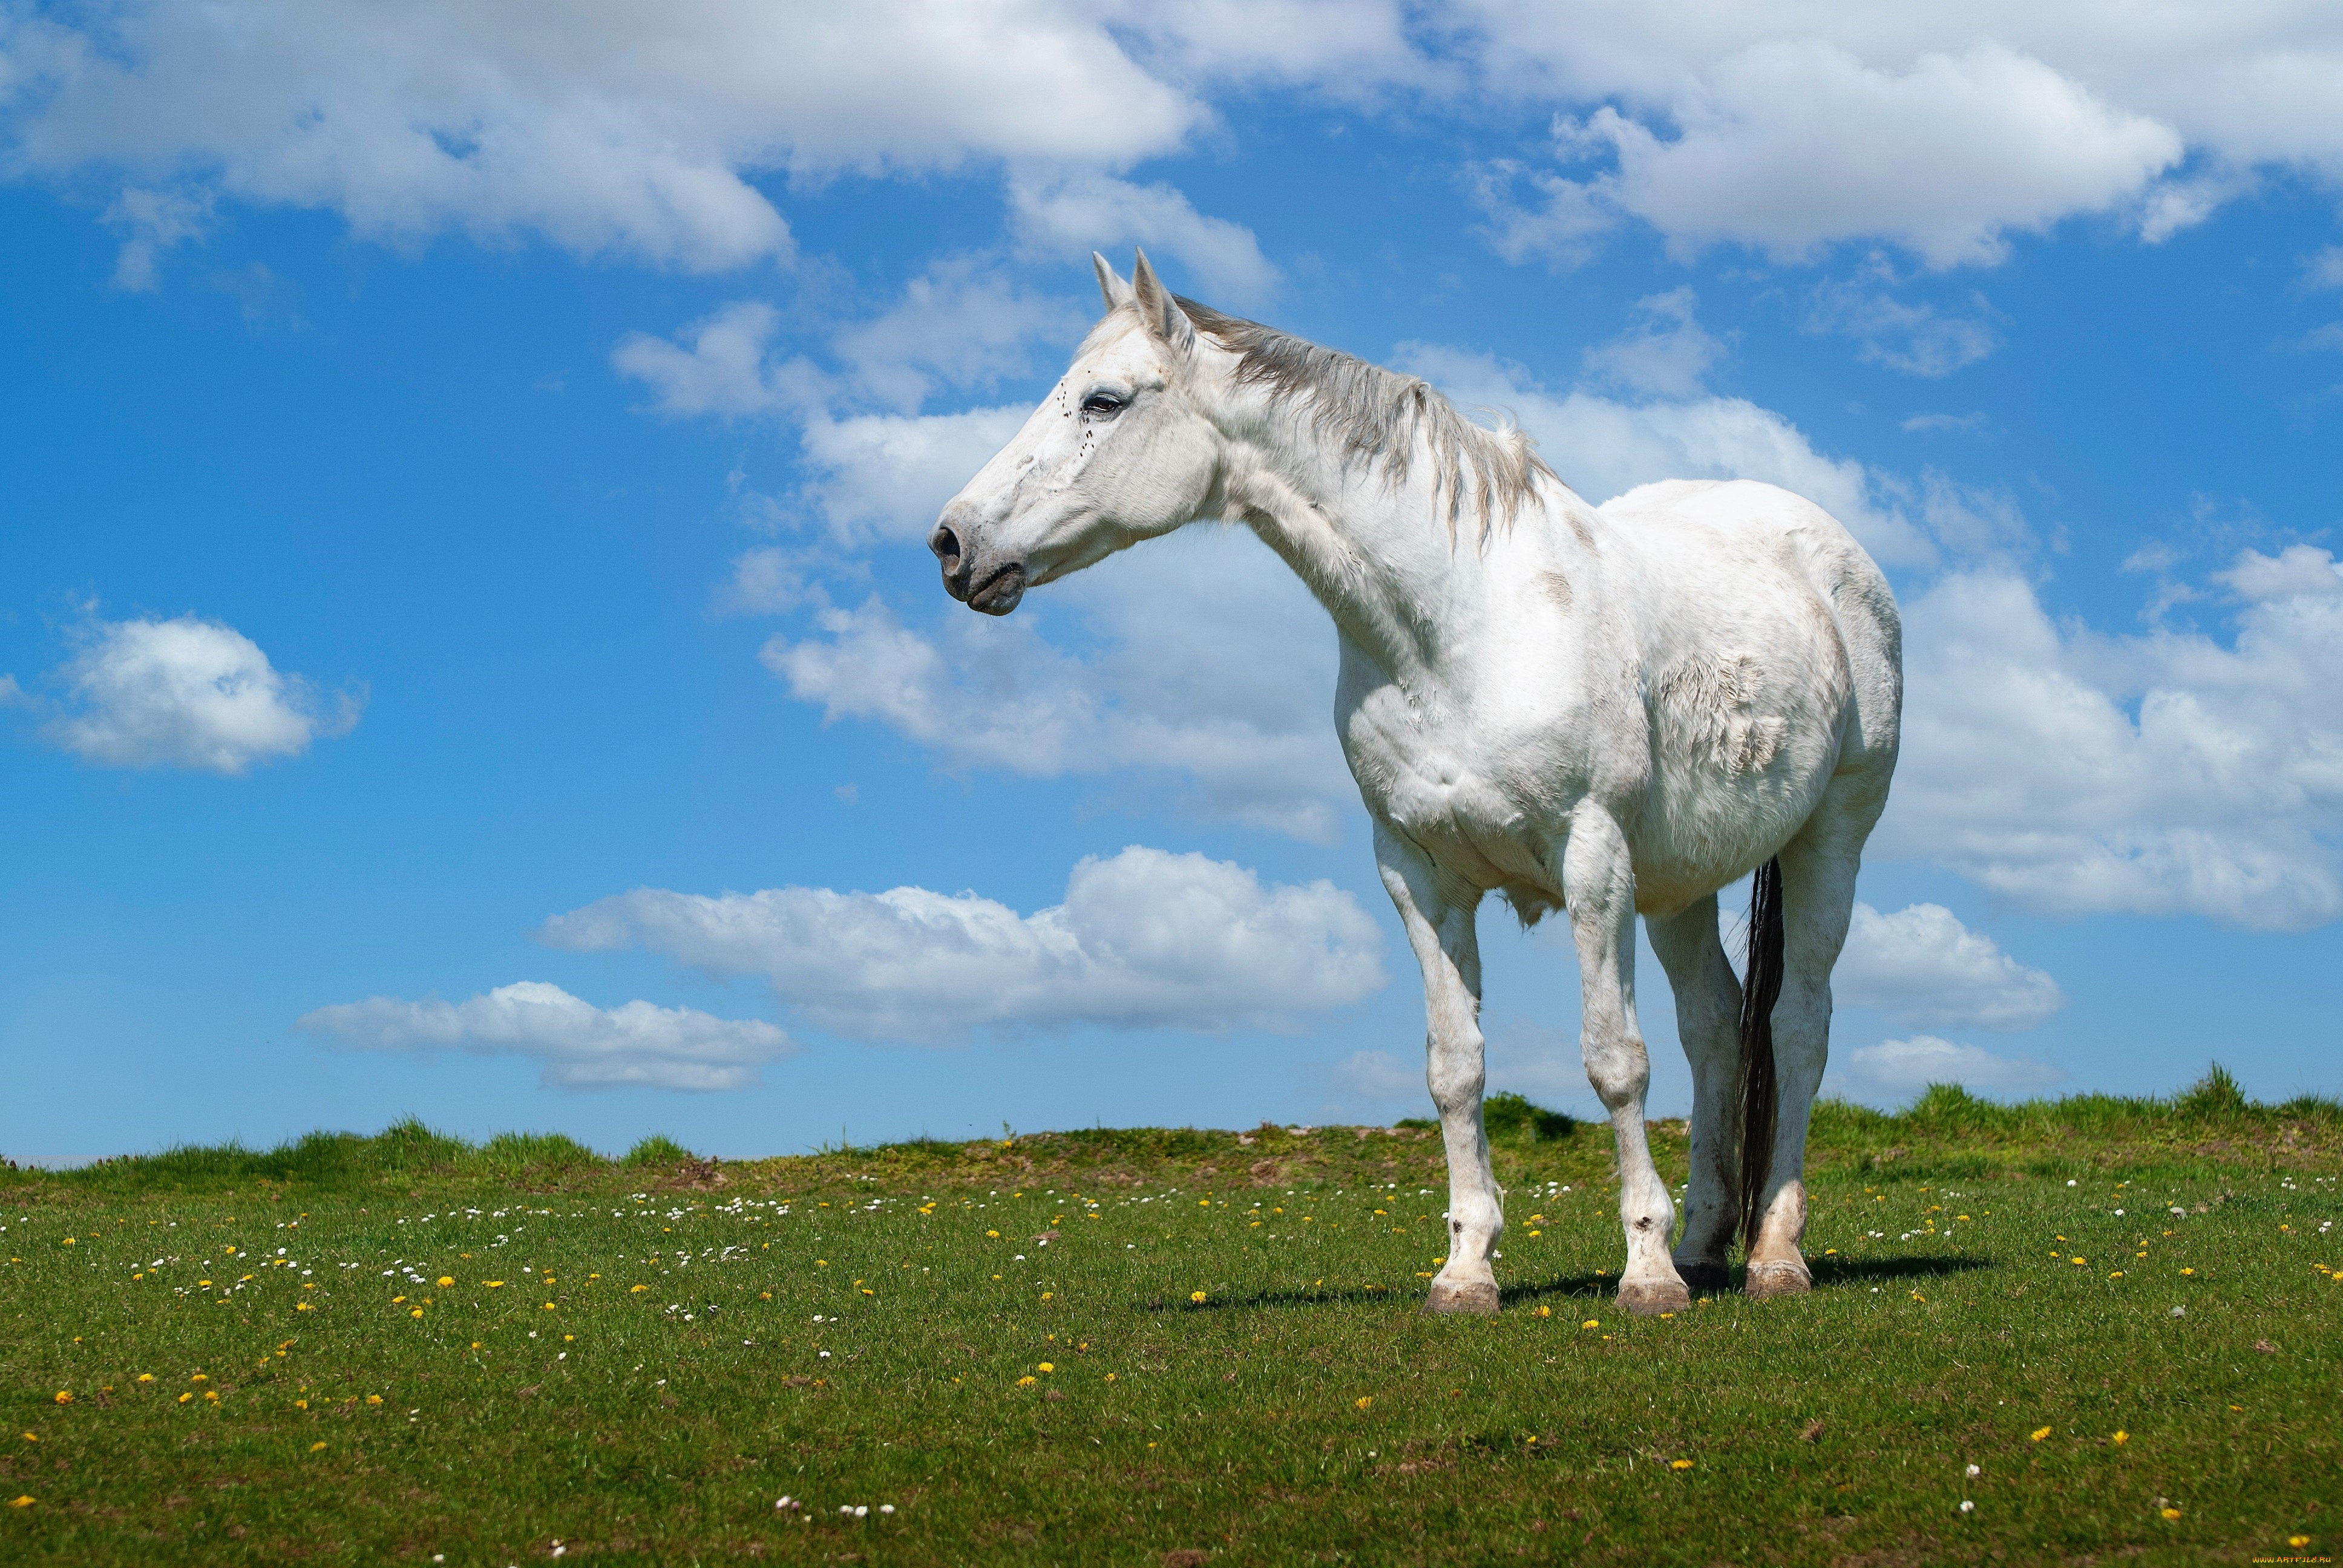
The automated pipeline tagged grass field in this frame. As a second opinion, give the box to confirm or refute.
[3,1071,2338,1566]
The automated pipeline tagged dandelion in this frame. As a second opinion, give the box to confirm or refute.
[437,1276,453,1287]
[2112,1431,2128,1445]
[1037,1362,1054,1373]
[1355,1396,1373,1410]
[1671,1459,1694,1470]
[18,1434,33,1443]
[1534,1305,1552,1318]
[310,1442,327,1452]
[2160,1507,2181,1520]
[1582,1319,1600,1330]
[1190,1291,1207,1304]
[2291,1537,2312,1548]
[631,1284,647,1293]
[2031,1427,2051,1442]
[411,1308,425,1319]
[8,1497,31,1509]
[2180,1267,2195,1276]
[136,1374,152,1383]
[51,1392,70,1405]
[177,1393,192,1405]
[1016,1376,1037,1387]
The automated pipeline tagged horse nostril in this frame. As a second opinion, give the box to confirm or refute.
[929,524,961,566]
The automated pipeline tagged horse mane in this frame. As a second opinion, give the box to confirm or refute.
[1173,296,1558,546]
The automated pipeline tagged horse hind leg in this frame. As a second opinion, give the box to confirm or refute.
[1646,893,1741,1293]
[1745,799,1872,1300]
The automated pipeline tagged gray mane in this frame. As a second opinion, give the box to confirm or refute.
[1176,296,1558,543]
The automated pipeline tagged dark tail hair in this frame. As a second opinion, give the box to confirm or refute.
[1734,857,1785,1255]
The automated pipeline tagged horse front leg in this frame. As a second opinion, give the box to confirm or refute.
[1373,823,1502,1317]
[1562,806,1691,1316]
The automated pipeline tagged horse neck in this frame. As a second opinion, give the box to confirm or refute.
[1216,410,1504,688]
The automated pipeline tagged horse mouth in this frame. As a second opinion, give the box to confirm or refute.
[968,563,1026,615]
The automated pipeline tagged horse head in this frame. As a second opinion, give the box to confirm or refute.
[928,250,1221,615]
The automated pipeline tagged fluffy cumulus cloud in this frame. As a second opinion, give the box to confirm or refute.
[1827,1034,2063,1106]
[1460,6,2343,266]
[1834,903,2066,1031]
[539,846,1388,1041]
[0,0,1204,274]
[297,982,790,1091]
[10,4,2341,283]
[1878,547,2343,929]
[1400,341,1938,566]
[27,613,360,774]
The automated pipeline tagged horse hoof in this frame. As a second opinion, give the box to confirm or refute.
[1675,1261,1731,1293]
[1617,1276,1692,1316]
[1745,1259,1812,1300]
[1422,1278,1501,1316]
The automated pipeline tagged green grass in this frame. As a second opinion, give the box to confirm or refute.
[3,1073,2338,1565]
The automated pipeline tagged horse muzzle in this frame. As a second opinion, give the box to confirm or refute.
[929,521,1026,615]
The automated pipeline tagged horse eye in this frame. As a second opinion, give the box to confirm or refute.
[1081,390,1126,416]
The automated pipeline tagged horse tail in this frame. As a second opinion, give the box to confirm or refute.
[1734,857,1786,1256]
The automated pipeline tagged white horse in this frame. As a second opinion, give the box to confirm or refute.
[930,252,1901,1316]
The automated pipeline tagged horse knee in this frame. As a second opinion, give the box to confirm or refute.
[1582,1037,1649,1112]
[1426,1046,1484,1115]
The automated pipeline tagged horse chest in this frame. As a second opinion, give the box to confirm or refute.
[1335,676,1573,891]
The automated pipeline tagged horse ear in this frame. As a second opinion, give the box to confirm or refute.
[1130,248,1193,350]
[1092,252,1133,312]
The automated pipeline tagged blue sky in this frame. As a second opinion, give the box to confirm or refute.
[3,4,2340,1161]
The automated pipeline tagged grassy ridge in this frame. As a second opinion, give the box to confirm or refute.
[1,1073,2338,1566]
[10,1068,2336,1200]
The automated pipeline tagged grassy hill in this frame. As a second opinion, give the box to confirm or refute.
[2,1071,2336,1564]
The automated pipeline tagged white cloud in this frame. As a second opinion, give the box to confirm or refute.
[765,529,1353,839]
[297,981,790,1091]
[11,4,2343,283]
[1542,43,2180,269]
[102,185,211,290]
[830,260,1085,412]
[612,301,793,419]
[1835,903,2066,1031]
[1877,548,2343,929]
[715,547,830,616]
[539,844,1388,1041]
[0,674,29,709]
[1580,287,1726,398]
[1399,342,1938,566]
[1902,413,1990,434]
[1458,11,2343,264]
[1,1,1203,275]
[2309,247,2343,292]
[1008,171,1277,303]
[1806,269,1999,377]
[795,405,1035,546]
[36,613,360,774]
[1828,1034,2063,1105]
